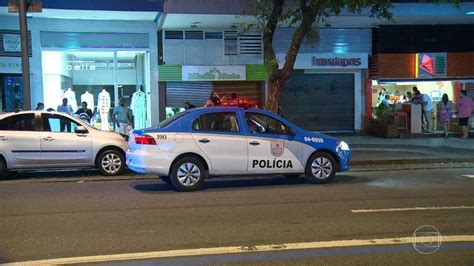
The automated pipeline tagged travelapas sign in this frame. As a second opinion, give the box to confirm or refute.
[312,57,361,67]
[182,66,246,81]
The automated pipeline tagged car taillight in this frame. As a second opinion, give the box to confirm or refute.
[134,134,157,145]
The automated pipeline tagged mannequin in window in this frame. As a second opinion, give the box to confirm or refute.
[97,89,111,131]
[64,88,78,112]
[130,85,147,129]
[81,90,94,111]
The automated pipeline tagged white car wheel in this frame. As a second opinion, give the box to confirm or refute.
[97,149,125,176]
[305,152,336,184]
[170,157,205,192]
[0,158,7,178]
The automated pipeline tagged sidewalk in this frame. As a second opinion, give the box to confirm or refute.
[336,135,474,169]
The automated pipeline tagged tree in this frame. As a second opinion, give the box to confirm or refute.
[242,0,452,113]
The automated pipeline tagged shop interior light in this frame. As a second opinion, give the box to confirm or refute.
[466,11,474,15]
[415,53,419,78]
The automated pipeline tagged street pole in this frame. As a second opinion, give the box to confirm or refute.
[17,0,31,110]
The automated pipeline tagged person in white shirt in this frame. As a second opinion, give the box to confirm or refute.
[421,93,433,133]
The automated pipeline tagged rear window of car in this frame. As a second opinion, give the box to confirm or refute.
[157,111,188,129]
[0,113,36,131]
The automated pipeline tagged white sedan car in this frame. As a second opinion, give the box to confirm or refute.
[0,111,128,177]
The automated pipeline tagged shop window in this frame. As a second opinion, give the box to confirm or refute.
[164,31,183,40]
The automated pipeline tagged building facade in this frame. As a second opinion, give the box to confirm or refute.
[0,0,162,128]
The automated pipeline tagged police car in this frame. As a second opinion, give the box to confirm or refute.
[126,107,350,192]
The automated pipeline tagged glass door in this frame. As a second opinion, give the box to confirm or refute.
[116,51,150,129]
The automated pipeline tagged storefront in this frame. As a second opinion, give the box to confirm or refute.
[276,53,368,132]
[0,13,159,128]
[0,30,32,112]
[369,52,474,131]
[38,29,156,130]
[159,65,266,117]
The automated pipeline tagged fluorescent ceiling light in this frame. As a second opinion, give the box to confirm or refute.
[467,11,474,15]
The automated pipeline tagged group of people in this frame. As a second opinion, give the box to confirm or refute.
[183,91,243,110]
[34,96,133,135]
[377,86,473,138]
[439,89,473,139]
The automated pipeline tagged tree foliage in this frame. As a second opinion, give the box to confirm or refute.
[241,0,457,113]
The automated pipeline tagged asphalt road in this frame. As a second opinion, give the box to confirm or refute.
[0,168,473,264]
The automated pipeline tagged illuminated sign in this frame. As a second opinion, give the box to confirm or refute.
[277,53,368,69]
[415,53,446,78]
[312,57,361,67]
[182,66,246,81]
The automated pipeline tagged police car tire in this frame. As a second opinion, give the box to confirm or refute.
[305,152,336,184]
[159,175,171,184]
[97,149,125,176]
[170,157,205,192]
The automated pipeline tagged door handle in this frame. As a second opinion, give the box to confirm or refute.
[0,136,7,141]
[42,136,54,141]
[249,141,260,146]
[198,138,210,143]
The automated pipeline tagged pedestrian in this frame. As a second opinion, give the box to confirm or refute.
[421,92,433,133]
[184,101,196,110]
[57,98,73,132]
[35,102,44,111]
[456,90,473,139]
[75,101,93,123]
[377,88,386,106]
[410,87,422,105]
[437,93,454,138]
[57,98,73,114]
[112,96,133,135]
[203,91,222,107]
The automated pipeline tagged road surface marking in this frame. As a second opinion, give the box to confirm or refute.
[462,175,474,178]
[5,235,474,265]
[351,206,474,213]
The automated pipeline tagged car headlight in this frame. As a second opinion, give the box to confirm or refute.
[338,141,350,151]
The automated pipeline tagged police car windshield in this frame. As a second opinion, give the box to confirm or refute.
[157,111,188,128]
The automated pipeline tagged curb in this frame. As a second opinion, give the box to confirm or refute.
[350,157,474,166]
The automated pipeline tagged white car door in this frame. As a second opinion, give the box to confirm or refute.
[191,111,248,174]
[39,113,92,166]
[0,113,41,168]
[245,112,303,174]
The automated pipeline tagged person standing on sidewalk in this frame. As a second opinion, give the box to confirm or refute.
[456,90,473,139]
[421,92,433,133]
[112,97,133,135]
[438,93,454,138]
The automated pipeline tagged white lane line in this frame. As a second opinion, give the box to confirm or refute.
[351,206,474,213]
[462,175,474,178]
[5,235,474,265]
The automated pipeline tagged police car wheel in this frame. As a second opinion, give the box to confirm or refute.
[305,152,336,184]
[159,175,171,184]
[97,149,125,176]
[170,157,205,192]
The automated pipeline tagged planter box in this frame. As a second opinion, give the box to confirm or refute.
[368,121,398,138]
